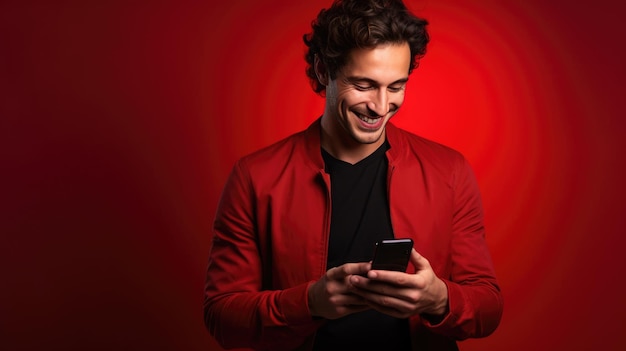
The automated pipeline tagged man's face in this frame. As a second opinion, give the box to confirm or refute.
[323,42,411,151]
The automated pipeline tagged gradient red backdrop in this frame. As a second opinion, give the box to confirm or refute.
[2,1,625,350]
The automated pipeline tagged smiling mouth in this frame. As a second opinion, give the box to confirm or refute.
[354,112,381,124]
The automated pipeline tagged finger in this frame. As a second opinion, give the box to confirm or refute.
[350,288,417,318]
[364,269,413,287]
[409,249,432,272]
[350,275,415,298]
[366,299,416,319]
[327,262,371,280]
[331,293,369,307]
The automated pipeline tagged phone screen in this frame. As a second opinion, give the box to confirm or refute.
[370,238,413,272]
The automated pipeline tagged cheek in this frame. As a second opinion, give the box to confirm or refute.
[391,92,406,106]
[336,90,362,108]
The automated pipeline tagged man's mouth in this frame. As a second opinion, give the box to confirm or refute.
[354,112,381,124]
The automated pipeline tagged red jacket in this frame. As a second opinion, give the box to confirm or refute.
[204,120,503,350]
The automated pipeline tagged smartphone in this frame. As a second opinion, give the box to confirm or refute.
[370,238,413,272]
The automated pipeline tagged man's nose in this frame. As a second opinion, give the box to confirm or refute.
[367,90,389,117]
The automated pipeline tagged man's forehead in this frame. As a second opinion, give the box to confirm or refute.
[340,43,411,81]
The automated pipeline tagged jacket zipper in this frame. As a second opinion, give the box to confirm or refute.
[319,170,332,276]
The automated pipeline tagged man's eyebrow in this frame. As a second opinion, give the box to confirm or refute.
[346,76,409,85]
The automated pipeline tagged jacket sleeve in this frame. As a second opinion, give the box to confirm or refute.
[203,160,323,350]
[419,156,504,339]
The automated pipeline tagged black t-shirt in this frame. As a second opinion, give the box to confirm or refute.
[313,141,410,350]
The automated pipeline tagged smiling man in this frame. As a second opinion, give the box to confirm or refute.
[318,43,410,164]
[203,1,503,350]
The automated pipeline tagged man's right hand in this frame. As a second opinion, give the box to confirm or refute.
[307,262,371,319]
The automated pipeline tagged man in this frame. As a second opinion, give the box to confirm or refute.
[203,0,503,350]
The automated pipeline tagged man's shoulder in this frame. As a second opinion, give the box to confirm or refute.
[241,129,307,163]
[235,124,320,175]
[227,125,321,189]
[388,124,464,163]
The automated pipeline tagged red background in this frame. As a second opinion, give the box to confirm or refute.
[2,0,625,350]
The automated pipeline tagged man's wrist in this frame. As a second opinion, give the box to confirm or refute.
[431,278,449,316]
[307,281,320,318]
[420,279,449,324]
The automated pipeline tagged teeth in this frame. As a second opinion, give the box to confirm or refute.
[357,114,379,124]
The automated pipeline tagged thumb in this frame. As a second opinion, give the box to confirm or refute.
[327,262,370,280]
[409,249,432,272]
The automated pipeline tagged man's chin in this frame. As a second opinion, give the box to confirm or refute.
[351,129,385,145]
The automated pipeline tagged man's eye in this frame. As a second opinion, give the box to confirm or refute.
[354,84,373,91]
[389,86,403,92]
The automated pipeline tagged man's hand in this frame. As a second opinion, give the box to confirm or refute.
[307,262,371,319]
[348,249,449,319]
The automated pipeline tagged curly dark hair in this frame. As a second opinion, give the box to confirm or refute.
[303,0,429,95]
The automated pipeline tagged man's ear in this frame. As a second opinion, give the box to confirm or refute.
[314,55,329,86]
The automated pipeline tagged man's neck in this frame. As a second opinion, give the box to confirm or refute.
[320,122,385,165]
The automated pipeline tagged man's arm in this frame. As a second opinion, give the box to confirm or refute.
[347,156,503,339]
[203,160,321,350]
[422,156,503,338]
[203,160,375,349]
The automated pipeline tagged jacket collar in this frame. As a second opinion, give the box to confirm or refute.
[303,118,325,171]
[384,122,404,166]
[303,118,405,169]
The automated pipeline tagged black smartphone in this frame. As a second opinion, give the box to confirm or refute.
[370,238,413,272]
